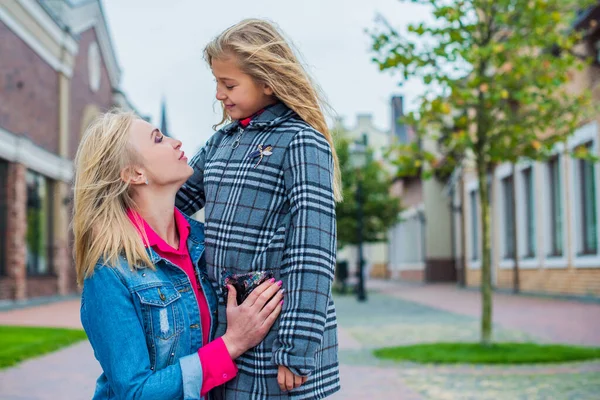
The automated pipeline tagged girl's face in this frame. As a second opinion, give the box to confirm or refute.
[125,119,193,188]
[211,56,276,120]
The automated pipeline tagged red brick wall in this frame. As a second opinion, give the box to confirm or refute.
[399,270,424,281]
[69,27,113,159]
[3,163,27,301]
[0,21,59,154]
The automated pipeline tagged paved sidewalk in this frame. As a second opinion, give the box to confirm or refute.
[369,280,600,346]
[0,299,82,329]
[2,282,600,399]
[0,341,99,400]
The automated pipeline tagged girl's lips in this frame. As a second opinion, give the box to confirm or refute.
[225,104,235,109]
[179,151,186,160]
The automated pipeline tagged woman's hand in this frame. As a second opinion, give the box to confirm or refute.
[221,279,283,359]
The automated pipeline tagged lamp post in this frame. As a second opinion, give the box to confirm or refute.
[350,136,368,302]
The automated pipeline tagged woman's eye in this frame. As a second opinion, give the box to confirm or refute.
[226,85,234,90]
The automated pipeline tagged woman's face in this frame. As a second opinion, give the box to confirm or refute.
[126,119,193,188]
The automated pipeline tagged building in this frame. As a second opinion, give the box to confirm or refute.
[386,96,457,283]
[334,113,392,279]
[444,7,600,297]
[0,0,141,303]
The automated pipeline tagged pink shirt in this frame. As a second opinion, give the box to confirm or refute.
[127,208,237,396]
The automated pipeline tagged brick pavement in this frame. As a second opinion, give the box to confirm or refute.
[1,281,600,399]
[368,280,600,346]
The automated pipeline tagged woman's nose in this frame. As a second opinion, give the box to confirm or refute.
[170,137,182,149]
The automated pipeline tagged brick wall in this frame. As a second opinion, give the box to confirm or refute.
[3,163,27,300]
[69,27,113,160]
[465,267,600,297]
[0,21,59,153]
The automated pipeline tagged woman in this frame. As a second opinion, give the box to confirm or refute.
[73,110,283,399]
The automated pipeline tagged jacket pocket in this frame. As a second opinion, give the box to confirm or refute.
[136,284,183,341]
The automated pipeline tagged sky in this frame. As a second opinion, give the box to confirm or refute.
[102,0,431,153]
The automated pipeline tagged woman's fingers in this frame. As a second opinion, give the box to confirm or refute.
[242,278,277,307]
[261,298,283,330]
[258,289,284,319]
[225,285,238,308]
[249,279,282,310]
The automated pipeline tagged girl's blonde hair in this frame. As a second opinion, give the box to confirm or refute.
[73,110,152,286]
[204,18,342,201]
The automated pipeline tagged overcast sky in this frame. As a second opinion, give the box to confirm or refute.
[102,0,431,153]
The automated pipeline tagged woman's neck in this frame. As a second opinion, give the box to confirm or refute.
[133,188,178,248]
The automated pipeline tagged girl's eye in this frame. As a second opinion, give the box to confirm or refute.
[155,135,164,143]
[226,86,234,90]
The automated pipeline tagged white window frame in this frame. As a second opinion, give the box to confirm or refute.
[496,163,515,269]
[466,179,481,269]
[541,144,569,269]
[515,161,542,269]
[568,121,600,268]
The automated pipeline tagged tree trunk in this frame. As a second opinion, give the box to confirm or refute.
[511,163,520,294]
[477,158,493,346]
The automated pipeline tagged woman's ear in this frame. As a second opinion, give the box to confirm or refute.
[120,166,146,186]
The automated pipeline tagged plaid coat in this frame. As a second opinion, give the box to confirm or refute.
[176,103,340,399]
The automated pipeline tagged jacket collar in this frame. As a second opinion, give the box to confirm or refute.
[221,102,297,135]
[145,209,205,264]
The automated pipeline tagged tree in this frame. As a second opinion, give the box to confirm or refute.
[334,130,403,249]
[370,0,596,345]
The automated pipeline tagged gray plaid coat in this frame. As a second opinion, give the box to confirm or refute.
[176,103,340,399]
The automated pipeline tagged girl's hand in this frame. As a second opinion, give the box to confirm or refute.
[277,365,307,392]
[221,279,283,359]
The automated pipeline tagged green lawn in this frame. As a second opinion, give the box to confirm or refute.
[0,325,87,369]
[374,342,600,364]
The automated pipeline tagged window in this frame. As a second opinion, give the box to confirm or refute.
[26,170,53,275]
[0,160,7,276]
[522,167,536,258]
[470,190,478,260]
[577,144,598,255]
[502,176,515,259]
[548,157,563,257]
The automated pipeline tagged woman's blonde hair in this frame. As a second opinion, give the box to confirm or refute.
[204,19,342,201]
[73,110,153,286]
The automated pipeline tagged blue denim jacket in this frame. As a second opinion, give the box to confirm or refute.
[81,215,218,400]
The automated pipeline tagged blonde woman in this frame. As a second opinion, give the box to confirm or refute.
[176,19,340,399]
[73,110,283,400]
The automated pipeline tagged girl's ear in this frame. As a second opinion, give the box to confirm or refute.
[263,84,274,96]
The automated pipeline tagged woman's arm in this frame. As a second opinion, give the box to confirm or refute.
[81,265,200,399]
[81,265,283,399]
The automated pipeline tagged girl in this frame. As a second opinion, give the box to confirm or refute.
[176,19,341,399]
[74,110,284,399]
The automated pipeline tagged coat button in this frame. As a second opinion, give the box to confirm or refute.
[222,373,228,379]
[142,273,146,277]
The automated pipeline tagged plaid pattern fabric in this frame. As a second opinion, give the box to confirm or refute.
[176,103,340,399]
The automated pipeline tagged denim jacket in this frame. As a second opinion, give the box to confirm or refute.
[81,215,218,400]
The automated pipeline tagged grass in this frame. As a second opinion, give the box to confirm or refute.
[0,325,87,369]
[374,342,600,365]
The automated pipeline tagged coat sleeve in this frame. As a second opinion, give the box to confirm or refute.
[272,129,337,377]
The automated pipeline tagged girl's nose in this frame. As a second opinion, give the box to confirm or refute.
[216,90,227,101]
